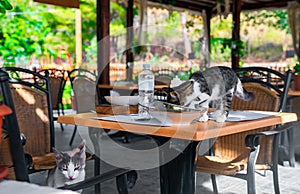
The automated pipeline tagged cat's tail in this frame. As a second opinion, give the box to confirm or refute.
[235,80,255,101]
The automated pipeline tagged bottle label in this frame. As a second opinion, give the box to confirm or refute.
[138,80,154,91]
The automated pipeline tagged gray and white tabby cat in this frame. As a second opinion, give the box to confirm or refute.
[47,140,86,193]
[168,66,255,122]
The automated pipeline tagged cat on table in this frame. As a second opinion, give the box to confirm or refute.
[47,140,86,193]
[168,66,255,122]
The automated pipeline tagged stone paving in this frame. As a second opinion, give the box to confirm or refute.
[30,119,300,194]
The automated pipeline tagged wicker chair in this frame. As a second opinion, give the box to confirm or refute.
[0,67,136,193]
[40,69,68,131]
[235,67,295,167]
[68,68,97,146]
[0,67,55,178]
[196,68,293,194]
[153,69,177,86]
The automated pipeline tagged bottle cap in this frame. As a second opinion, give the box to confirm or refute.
[143,64,151,70]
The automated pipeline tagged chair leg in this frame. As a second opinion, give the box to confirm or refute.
[60,123,64,131]
[273,163,280,194]
[116,174,129,194]
[126,170,138,189]
[122,133,129,143]
[94,156,101,194]
[69,125,77,146]
[247,141,260,194]
[287,128,295,167]
[247,168,256,194]
[211,174,218,194]
[59,109,64,131]
[272,133,280,194]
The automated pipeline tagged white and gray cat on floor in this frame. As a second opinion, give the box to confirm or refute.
[47,140,86,193]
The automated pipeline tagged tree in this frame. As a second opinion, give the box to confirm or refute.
[0,0,13,16]
[0,0,75,66]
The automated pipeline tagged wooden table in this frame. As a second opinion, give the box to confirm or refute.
[58,112,297,194]
[288,89,300,96]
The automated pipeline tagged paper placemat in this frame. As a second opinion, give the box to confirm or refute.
[92,111,277,125]
[91,114,173,126]
[209,110,277,122]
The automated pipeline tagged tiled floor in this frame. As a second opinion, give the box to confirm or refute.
[29,113,300,194]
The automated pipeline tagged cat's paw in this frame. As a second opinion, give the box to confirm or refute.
[198,114,209,122]
[216,114,227,123]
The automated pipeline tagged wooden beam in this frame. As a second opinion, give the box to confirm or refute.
[231,0,241,69]
[241,2,289,11]
[75,9,82,67]
[97,0,110,85]
[126,0,134,81]
[34,0,79,8]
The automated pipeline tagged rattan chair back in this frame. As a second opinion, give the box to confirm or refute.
[2,67,55,154]
[10,83,51,157]
[234,67,292,112]
[214,83,279,168]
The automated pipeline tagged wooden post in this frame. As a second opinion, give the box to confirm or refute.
[97,0,110,85]
[205,10,211,53]
[75,9,82,68]
[126,0,134,81]
[202,9,211,68]
[231,0,241,69]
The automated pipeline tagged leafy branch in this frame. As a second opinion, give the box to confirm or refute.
[0,0,13,16]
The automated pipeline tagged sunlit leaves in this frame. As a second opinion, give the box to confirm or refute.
[0,0,13,16]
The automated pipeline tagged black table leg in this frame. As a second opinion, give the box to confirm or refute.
[89,127,102,194]
[153,136,200,194]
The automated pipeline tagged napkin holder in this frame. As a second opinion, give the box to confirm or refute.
[96,104,138,115]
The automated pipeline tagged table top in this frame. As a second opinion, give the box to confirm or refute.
[288,89,300,96]
[58,111,297,141]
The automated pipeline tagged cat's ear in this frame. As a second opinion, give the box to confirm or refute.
[53,148,63,162]
[78,140,86,153]
[78,140,86,160]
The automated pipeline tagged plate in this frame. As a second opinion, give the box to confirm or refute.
[148,101,207,125]
[104,96,139,106]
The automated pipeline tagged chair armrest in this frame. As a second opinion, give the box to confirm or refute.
[245,121,298,149]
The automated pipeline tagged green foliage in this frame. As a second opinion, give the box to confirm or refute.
[243,10,289,33]
[0,0,12,16]
[80,0,96,50]
[110,3,126,37]
[147,11,181,45]
[210,37,246,62]
[294,61,300,75]
[0,0,76,65]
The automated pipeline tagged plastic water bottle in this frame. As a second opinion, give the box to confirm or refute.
[138,64,154,119]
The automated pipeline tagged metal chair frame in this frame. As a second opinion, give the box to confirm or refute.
[68,68,97,146]
[196,67,294,194]
[235,66,295,167]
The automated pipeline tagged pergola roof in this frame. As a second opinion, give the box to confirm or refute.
[145,0,298,14]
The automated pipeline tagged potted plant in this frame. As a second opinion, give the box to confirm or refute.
[293,61,300,91]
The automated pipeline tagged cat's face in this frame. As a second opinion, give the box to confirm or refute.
[169,80,200,107]
[54,140,86,180]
